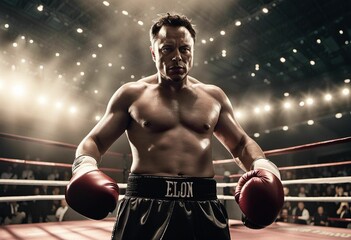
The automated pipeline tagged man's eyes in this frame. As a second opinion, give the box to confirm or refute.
[180,47,191,53]
[161,46,191,53]
[161,46,172,52]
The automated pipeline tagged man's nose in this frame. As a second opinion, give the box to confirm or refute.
[171,50,182,61]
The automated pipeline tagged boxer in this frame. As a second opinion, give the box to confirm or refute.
[66,13,284,240]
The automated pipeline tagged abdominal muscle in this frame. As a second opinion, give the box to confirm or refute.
[127,126,215,177]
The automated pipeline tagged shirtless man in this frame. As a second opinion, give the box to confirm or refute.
[65,13,284,240]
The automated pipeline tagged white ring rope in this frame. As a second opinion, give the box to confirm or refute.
[0,179,127,189]
[0,176,350,188]
[281,176,351,185]
[1,194,351,203]
[217,176,351,188]
[217,195,351,202]
[0,176,350,202]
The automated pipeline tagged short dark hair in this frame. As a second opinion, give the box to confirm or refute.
[150,13,196,44]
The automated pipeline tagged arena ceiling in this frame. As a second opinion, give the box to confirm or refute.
[0,0,350,137]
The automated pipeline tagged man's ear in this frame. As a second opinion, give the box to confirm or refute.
[150,46,156,62]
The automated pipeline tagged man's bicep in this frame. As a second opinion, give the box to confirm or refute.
[77,85,134,157]
[89,103,131,155]
[214,108,246,156]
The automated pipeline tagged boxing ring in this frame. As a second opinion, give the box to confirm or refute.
[1,132,351,239]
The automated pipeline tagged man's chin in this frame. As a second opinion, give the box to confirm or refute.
[162,73,187,82]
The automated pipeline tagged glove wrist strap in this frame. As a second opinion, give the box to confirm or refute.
[251,158,281,180]
[72,155,98,175]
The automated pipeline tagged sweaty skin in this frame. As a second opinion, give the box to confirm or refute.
[76,25,265,177]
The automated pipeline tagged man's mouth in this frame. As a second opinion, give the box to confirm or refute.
[169,66,184,70]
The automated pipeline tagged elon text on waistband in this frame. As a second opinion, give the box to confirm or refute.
[165,180,194,198]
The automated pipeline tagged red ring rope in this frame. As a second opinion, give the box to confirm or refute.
[0,132,128,158]
[0,157,124,173]
[1,131,351,177]
[212,136,351,165]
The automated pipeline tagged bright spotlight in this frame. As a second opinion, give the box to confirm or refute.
[69,106,77,114]
[262,8,269,13]
[282,126,289,131]
[55,101,63,109]
[264,104,271,112]
[324,93,332,101]
[12,84,25,97]
[37,4,44,12]
[307,120,314,125]
[95,115,102,121]
[254,133,260,138]
[234,111,243,119]
[283,101,291,109]
[335,113,342,119]
[342,88,350,96]
[306,98,314,105]
[37,95,47,105]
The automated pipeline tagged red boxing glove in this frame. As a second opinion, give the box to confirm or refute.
[65,156,119,220]
[235,166,284,229]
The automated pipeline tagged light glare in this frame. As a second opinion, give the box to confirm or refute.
[335,113,342,119]
[342,88,350,96]
[324,94,332,101]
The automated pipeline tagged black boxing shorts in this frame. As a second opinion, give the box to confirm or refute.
[111,174,231,240]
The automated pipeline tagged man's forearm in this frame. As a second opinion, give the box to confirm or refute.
[75,136,103,161]
[235,137,265,171]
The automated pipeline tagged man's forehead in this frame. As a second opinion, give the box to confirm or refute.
[156,26,193,44]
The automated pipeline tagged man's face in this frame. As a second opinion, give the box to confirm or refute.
[151,25,194,82]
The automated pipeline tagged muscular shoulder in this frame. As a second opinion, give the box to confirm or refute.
[189,77,229,105]
[108,76,155,111]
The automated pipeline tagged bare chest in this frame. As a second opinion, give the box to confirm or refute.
[129,90,220,133]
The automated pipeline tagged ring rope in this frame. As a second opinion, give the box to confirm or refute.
[0,132,127,158]
[1,131,350,162]
[1,195,350,203]
[217,176,351,187]
[222,161,351,179]
[281,176,351,185]
[0,179,128,189]
[2,156,350,178]
[213,136,351,165]
[1,176,349,189]
[217,195,351,202]
[0,157,124,173]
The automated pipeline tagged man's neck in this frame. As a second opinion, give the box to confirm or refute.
[157,73,189,92]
